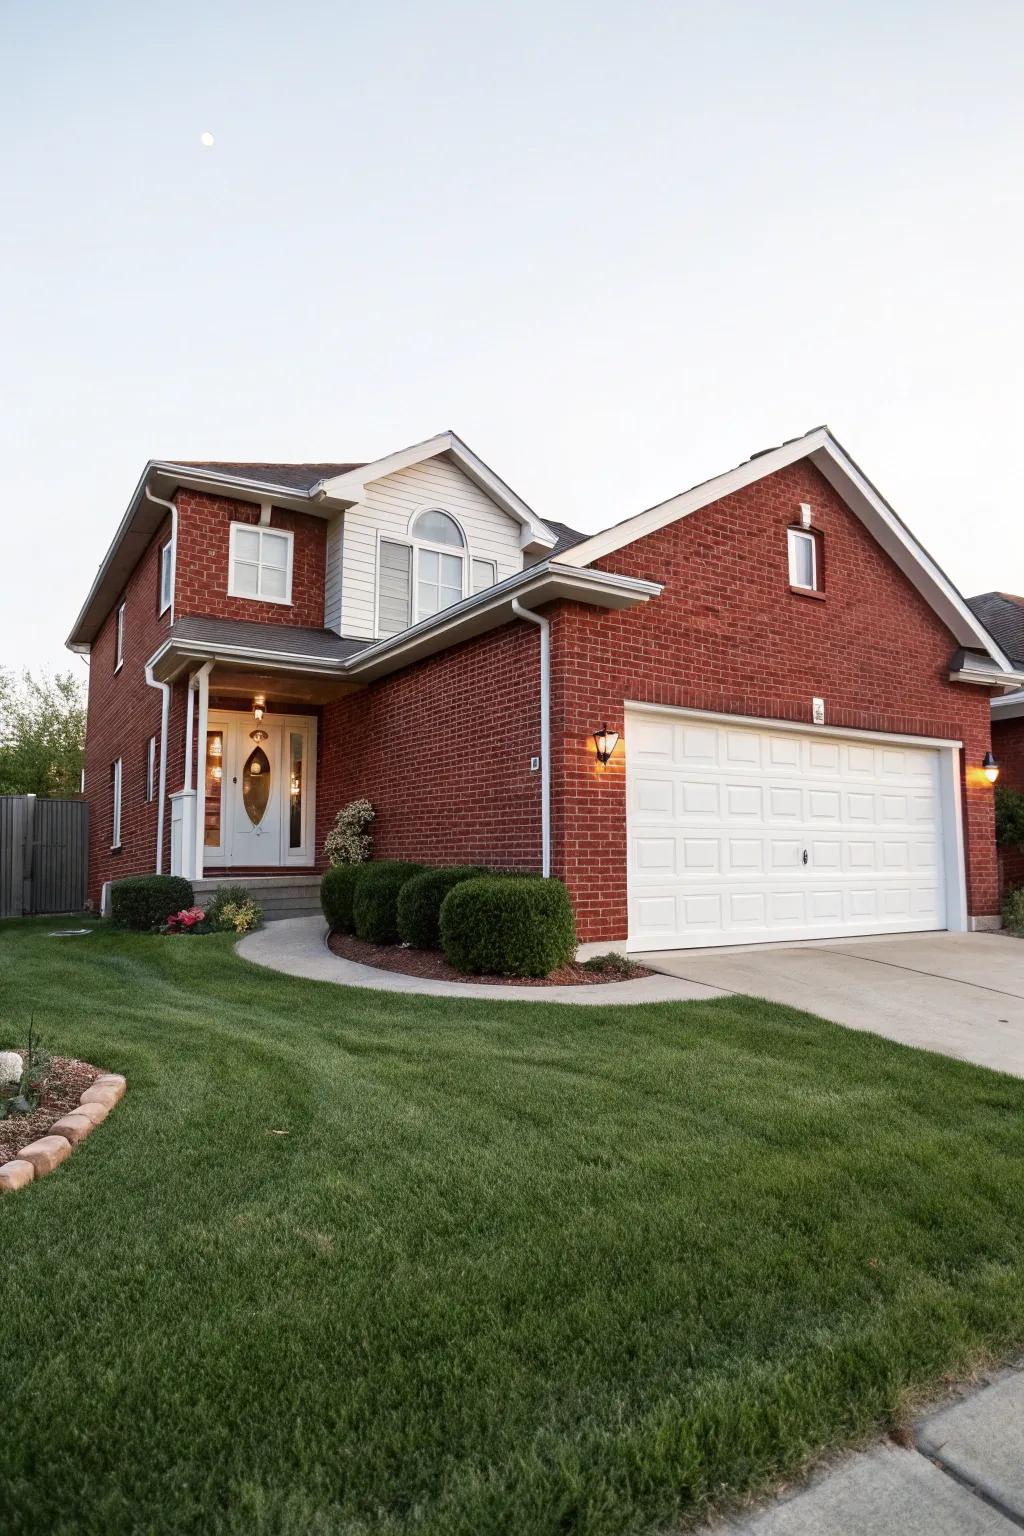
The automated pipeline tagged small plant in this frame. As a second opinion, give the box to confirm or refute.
[111,875,195,932]
[580,951,641,977]
[323,799,375,866]
[1003,887,1024,936]
[0,1021,51,1119]
[165,906,211,934]
[205,886,262,934]
[217,899,262,935]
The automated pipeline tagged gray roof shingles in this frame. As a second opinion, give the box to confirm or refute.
[169,461,364,492]
[967,592,1024,667]
[170,615,369,661]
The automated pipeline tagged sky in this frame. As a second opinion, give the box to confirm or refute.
[2,0,1023,678]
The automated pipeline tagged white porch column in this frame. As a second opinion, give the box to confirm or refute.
[193,662,213,882]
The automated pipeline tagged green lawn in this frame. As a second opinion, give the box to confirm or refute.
[2,918,1024,1536]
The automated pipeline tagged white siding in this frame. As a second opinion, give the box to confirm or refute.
[339,457,525,639]
[324,514,344,634]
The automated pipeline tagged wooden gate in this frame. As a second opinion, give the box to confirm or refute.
[0,796,88,917]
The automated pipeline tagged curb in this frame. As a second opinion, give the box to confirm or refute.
[0,1074,126,1194]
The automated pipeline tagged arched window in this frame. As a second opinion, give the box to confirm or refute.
[378,508,472,634]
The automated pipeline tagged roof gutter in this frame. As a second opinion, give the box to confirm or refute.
[144,663,171,875]
[145,483,177,626]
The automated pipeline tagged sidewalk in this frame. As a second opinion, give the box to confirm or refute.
[707,1367,1024,1534]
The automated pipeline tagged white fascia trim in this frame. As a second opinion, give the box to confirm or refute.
[623,700,964,751]
[992,688,1024,720]
[316,431,558,552]
[150,461,323,502]
[950,662,1024,691]
[147,636,350,678]
[558,427,1015,672]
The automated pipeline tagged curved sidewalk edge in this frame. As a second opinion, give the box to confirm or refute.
[236,916,730,1006]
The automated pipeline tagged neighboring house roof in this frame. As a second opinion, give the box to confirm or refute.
[966,592,1024,668]
[545,519,589,556]
[556,425,1018,676]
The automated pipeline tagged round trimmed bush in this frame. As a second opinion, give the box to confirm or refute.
[396,865,487,950]
[439,875,576,977]
[320,865,362,933]
[111,875,195,931]
[352,861,425,944]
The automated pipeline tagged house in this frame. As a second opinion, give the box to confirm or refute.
[967,591,1024,894]
[68,426,1024,948]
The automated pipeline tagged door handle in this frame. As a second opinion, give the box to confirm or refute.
[802,849,809,865]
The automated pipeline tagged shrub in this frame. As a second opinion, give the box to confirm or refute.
[218,899,262,936]
[323,799,375,866]
[1004,887,1024,935]
[439,876,576,978]
[165,906,211,934]
[0,1023,50,1120]
[111,875,194,931]
[996,787,1024,850]
[205,884,256,931]
[321,864,362,933]
[396,865,487,950]
[352,861,425,944]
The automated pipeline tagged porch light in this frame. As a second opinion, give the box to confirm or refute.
[252,696,265,723]
[593,723,620,765]
[983,751,1000,785]
[250,728,269,744]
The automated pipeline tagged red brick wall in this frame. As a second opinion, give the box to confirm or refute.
[317,623,542,870]
[993,716,1024,893]
[84,518,174,905]
[174,491,326,629]
[547,459,1000,940]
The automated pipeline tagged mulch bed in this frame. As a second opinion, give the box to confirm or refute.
[327,930,654,986]
[0,1055,103,1161]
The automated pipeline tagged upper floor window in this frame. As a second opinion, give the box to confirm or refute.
[377,509,472,636]
[228,523,293,605]
[159,539,174,615]
[472,558,497,594]
[787,528,819,592]
[114,601,125,671]
[111,758,123,849]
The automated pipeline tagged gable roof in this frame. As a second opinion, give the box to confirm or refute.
[967,592,1024,668]
[557,425,1017,675]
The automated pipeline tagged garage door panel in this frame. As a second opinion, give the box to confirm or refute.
[627,709,949,950]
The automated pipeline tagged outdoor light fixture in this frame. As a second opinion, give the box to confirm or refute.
[983,751,1000,785]
[593,723,620,765]
[252,696,265,723]
[249,728,269,744]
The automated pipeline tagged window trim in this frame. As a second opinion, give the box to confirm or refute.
[787,527,819,592]
[146,736,157,802]
[111,758,123,850]
[114,601,125,671]
[159,539,174,616]
[472,557,497,594]
[227,521,295,606]
[375,509,476,637]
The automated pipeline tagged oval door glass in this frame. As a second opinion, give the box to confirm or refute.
[242,746,271,826]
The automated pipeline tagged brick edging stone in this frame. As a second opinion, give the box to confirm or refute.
[0,1074,126,1194]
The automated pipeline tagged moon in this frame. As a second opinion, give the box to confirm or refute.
[200,131,215,148]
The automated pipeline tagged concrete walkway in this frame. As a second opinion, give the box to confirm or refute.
[708,1367,1024,1534]
[644,932,1024,1078]
[236,915,727,1005]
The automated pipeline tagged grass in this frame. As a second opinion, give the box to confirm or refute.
[2,917,1024,1535]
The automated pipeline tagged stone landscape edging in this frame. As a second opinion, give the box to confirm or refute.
[0,1073,127,1194]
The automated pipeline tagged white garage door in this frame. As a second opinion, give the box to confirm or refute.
[626,708,950,951]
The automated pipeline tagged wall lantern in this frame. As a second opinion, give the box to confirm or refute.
[252,696,266,723]
[593,723,620,765]
[982,751,1000,785]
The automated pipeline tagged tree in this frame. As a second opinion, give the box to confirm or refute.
[0,669,86,797]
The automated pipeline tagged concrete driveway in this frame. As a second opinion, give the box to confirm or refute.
[643,932,1024,1078]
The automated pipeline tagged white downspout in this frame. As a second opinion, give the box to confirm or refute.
[145,485,177,625]
[144,665,171,874]
[511,599,551,878]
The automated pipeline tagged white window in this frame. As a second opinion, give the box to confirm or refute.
[228,523,294,604]
[159,540,174,615]
[114,602,125,671]
[376,509,469,636]
[472,558,497,594]
[788,528,818,591]
[111,758,122,849]
[146,736,157,802]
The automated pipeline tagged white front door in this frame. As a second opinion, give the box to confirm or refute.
[203,711,317,868]
[625,706,958,951]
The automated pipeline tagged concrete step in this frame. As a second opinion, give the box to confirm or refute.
[194,875,322,923]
